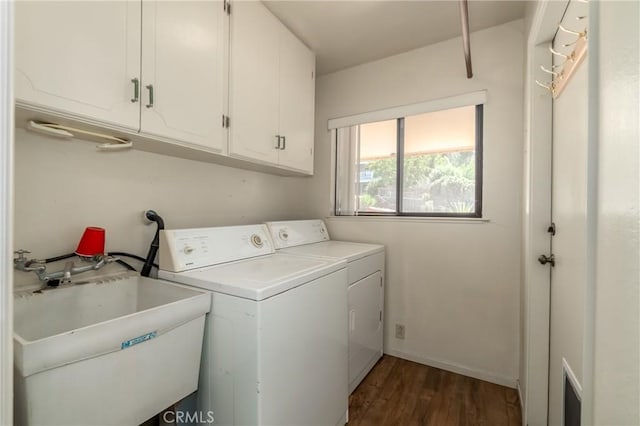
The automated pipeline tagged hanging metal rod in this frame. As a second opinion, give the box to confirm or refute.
[459,0,473,78]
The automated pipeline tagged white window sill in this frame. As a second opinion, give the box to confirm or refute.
[325,215,490,224]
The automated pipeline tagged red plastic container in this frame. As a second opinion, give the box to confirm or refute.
[75,227,105,257]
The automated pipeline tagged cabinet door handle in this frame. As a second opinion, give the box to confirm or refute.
[275,135,281,149]
[146,84,154,108]
[131,78,140,103]
[280,135,286,150]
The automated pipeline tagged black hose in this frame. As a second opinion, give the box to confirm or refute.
[141,210,165,277]
[44,252,137,272]
[44,253,75,263]
[109,251,158,269]
[115,259,137,271]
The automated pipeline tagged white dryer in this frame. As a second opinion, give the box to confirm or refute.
[265,219,384,394]
[158,224,348,426]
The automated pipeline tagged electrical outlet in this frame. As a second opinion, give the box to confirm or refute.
[395,324,405,339]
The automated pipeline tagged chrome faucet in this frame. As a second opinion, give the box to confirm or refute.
[14,249,118,285]
[62,261,74,284]
[13,250,46,274]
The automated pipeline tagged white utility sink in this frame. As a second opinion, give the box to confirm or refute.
[13,272,211,426]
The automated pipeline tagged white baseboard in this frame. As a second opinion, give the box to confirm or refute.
[385,348,518,388]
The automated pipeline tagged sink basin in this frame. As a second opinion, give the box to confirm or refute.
[13,272,211,425]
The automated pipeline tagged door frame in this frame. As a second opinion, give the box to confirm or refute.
[522,1,569,425]
[0,0,13,424]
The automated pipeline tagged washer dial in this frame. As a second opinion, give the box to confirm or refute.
[250,234,264,248]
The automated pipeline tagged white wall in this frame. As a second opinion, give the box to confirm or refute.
[0,1,14,423]
[310,20,525,386]
[13,129,311,287]
[589,1,640,424]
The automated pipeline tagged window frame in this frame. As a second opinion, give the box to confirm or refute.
[333,104,484,218]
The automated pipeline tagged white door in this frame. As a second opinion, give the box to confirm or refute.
[278,27,315,173]
[547,28,588,426]
[14,1,141,130]
[228,0,280,165]
[140,1,226,152]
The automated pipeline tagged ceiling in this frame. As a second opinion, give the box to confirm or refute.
[264,1,528,75]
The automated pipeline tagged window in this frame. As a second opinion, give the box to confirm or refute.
[332,93,484,217]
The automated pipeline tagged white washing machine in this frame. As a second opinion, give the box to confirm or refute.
[158,224,348,426]
[265,219,384,394]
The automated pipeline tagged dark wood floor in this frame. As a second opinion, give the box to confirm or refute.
[348,355,521,426]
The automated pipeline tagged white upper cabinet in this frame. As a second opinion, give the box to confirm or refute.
[278,27,315,173]
[14,0,315,175]
[15,0,227,152]
[228,1,281,165]
[14,1,141,131]
[229,1,316,174]
[140,1,227,152]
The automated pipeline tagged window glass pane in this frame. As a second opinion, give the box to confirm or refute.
[358,119,397,213]
[402,106,476,213]
[334,100,482,217]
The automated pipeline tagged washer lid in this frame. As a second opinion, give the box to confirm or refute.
[278,240,384,263]
[158,253,346,301]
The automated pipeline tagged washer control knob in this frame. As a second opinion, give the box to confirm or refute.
[279,229,289,240]
[183,246,194,255]
[251,234,264,248]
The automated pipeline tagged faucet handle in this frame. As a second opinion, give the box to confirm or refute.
[14,249,31,261]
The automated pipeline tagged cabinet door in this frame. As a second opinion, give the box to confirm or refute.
[348,271,383,393]
[140,1,226,152]
[14,1,141,130]
[278,28,315,174]
[228,1,280,164]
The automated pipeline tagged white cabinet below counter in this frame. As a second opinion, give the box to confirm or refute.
[229,1,315,175]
